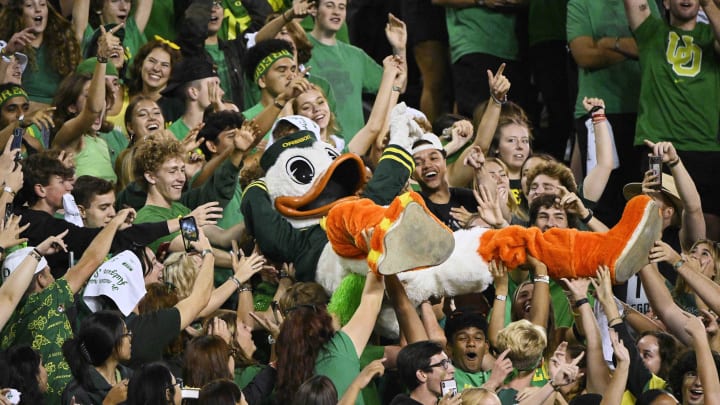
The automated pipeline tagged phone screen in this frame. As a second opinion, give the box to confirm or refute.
[440,379,457,397]
[179,216,199,252]
[4,202,13,223]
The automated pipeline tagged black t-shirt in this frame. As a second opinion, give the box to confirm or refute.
[420,187,477,231]
[389,394,424,405]
[126,308,181,368]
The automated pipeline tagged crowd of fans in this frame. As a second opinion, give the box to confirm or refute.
[0,0,719,404]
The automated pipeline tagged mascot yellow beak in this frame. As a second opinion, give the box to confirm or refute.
[274,153,367,218]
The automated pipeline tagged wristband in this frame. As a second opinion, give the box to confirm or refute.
[533,275,550,284]
[200,248,213,259]
[495,294,507,302]
[278,269,291,280]
[29,248,43,261]
[591,114,607,124]
[668,158,681,168]
[549,379,561,391]
[573,298,589,309]
[273,98,286,109]
[96,55,108,63]
[608,316,623,326]
[239,283,253,293]
[673,259,686,270]
[3,185,15,197]
[491,93,507,105]
[580,209,593,224]
[391,85,401,92]
[228,275,241,290]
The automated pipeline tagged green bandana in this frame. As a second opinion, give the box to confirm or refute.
[253,49,293,83]
[0,85,28,109]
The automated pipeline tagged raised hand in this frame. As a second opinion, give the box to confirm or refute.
[487,348,513,389]
[5,28,37,53]
[609,329,630,365]
[207,316,232,344]
[449,205,475,229]
[354,358,386,388]
[463,145,485,170]
[489,259,509,291]
[188,201,224,227]
[385,13,407,52]
[560,277,591,303]
[473,184,505,229]
[590,265,614,306]
[0,214,29,250]
[643,139,679,165]
[35,229,69,256]
[486,63,510,103]
[231,248,266,284]
[582,96,606,113]
[648,240,682,266]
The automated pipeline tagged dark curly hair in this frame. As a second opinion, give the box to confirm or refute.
[0,0,81,77]
[668,349,720,402]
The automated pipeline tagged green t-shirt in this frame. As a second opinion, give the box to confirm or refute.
[218,179,244,229]
[315,331,380,405]
[633,16,720,151]
[22,43,63,104]
[0,279,75,405]
[528,0,567,46]
[306,36,382,140]
[566,0,660,117]
[83,17,147,65]
[454,368,490,392]
[168,118,191,141]
[445,6,519,63]
[134,201,191,251]
[144,0,176,40]
[99,128,129,169]
[75,134,118,183]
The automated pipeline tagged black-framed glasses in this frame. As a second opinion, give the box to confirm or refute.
[427,358,452,370]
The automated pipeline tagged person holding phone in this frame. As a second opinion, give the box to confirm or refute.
[132,136,248,268]
[390,340,459,405]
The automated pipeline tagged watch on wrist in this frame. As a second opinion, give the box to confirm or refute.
[495,294,507,302]
[200,248,213,259]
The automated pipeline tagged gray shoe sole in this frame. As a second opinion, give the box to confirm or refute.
[377,202,455,275]
[614,199,663,283]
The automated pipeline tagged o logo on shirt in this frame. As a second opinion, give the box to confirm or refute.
[666,31,702,77]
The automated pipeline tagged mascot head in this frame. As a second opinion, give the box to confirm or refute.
[260,122,367,229]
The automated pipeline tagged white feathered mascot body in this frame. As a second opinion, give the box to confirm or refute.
[240,108,492,336]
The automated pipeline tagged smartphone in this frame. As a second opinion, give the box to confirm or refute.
[4,202,13,223]
[181,388,200,399]
[5,388,21,405]
[179,216,199,252]
[649,155,662,191]
[11,127,22,162]
[156,241,171,263]
[440,379,457,397]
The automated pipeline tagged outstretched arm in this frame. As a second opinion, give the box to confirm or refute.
[133,0,154,34]
[71,0,90,44]
[623,0,652,31]
[644,140,705,251]
[342,274,385,358]
[174,230,215,330]
[386,275,428,344]
[348,55,402,156]
[52,26,120,150]
[64,209,130,294]
[582,97,613,202]
[448,64,509,187]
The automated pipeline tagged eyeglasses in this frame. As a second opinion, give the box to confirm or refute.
[212,0,222,7]
[427,358,452,370]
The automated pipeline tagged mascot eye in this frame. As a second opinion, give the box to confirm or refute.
[325,147,339,160]
[286,156,315,185]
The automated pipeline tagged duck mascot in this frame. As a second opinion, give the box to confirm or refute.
[240,104,662,335]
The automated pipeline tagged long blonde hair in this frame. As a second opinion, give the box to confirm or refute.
[163,252,199,299]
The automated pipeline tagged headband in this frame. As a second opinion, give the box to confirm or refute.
[153,35,180,51]
[253,49,293,83]
[0,85,28,109]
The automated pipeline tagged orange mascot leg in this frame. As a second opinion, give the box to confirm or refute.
[478,195,662,283]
